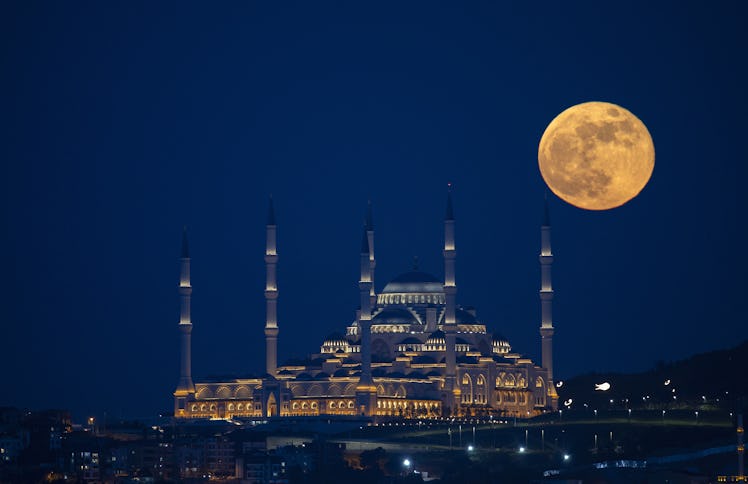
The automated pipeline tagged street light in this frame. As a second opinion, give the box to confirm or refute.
[467,445,474,452]
[695,411,699,424]
[563,454,571,461]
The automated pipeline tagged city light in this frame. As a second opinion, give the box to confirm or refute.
[403,458,411,467]
[467,445,474,452]
[563,454,571,461]
[594,382,611,391]
[519,446,525,453]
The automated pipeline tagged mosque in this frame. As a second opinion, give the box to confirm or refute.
[172,193,558,420]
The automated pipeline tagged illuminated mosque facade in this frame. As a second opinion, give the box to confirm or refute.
[173,193,558,420]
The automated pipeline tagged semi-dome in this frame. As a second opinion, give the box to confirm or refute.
[372,308,419,325]
[381,271,444,294]
[455,308,477,324]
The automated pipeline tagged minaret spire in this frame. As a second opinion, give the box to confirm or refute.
[443,185,459,410]
[539,196,557,408]
[174,226,195,415]
[356,224,377,414]
[267,194,276,225]
[264,196,279,376]
[366,201,376,308]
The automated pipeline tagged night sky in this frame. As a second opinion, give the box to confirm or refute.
[2,2,746,420]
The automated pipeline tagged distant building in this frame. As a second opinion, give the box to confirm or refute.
[173,192,558,419]
[238,452,288,484]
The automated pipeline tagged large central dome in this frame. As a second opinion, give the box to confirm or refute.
[381,271,444,294]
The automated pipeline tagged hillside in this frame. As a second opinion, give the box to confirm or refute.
[557,340,748,412]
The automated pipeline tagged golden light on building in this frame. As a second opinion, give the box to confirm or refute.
[173,193,559,420]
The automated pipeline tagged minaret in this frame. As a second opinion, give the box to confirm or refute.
[174,227,195,413]
[443,188,458,400]
[539,196,555,386]
[356,225,377,414]
[264,197,279,376]
[366,201,376,308]
[738,414,745,481]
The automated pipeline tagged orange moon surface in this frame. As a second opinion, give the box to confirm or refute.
[538,102,655,210]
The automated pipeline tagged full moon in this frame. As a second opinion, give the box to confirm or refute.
[538,101,654,210]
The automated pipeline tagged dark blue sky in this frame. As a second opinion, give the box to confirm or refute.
[2,2,746,420]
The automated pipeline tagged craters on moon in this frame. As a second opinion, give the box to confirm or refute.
[538,101,655,211]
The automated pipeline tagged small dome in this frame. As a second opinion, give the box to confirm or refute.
[426,330,445,344]
[492,332,511,354]
[382,271,444,294]
[323,333,347,346]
